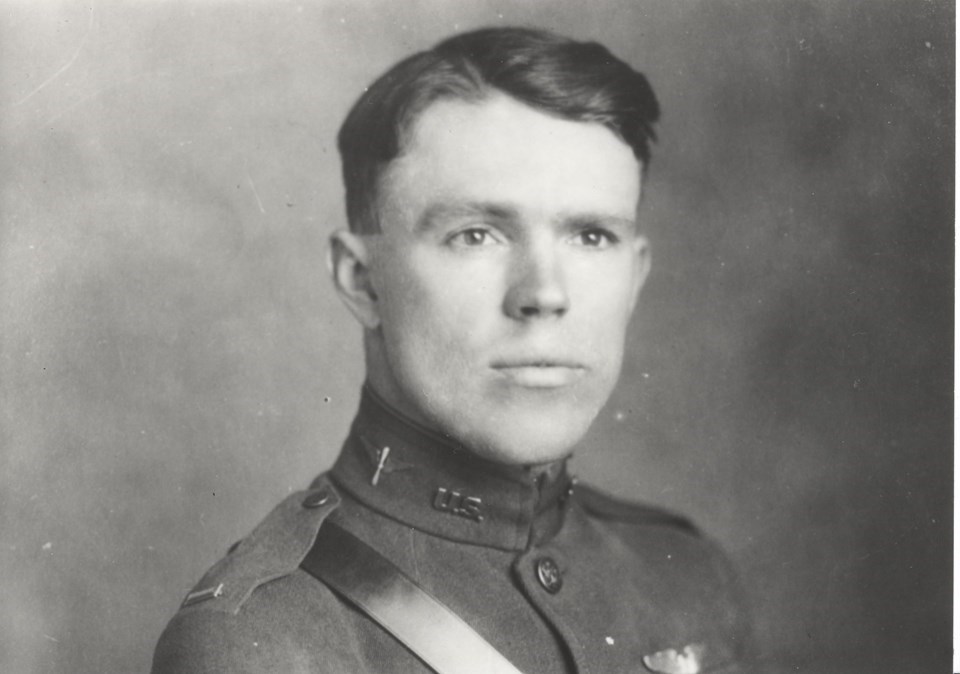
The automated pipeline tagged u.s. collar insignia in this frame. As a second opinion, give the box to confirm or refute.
[642,643,705,674]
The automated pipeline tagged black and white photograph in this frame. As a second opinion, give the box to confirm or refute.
[1,2,952,673]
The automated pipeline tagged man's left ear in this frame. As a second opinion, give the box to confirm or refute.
[630,235,652,309]
[328,229,381,329]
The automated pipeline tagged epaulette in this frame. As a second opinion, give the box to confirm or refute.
[178,477,341,615]
[574,483,700,535]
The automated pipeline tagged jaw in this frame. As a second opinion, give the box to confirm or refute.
[406,372,610,465]
[362,322,621,465]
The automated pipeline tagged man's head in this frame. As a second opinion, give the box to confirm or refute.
[330,27,659,465]
[338,27,659,235]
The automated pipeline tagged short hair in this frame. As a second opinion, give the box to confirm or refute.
[337,27,660,233]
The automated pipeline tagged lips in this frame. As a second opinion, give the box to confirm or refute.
[490,359,587,388]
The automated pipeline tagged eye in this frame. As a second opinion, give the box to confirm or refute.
[448,227,498,248]
[573,228,618,248]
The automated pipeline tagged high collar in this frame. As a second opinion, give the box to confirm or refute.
[330,385,575,552]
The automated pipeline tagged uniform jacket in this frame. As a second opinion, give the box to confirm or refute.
[153,387,753,673]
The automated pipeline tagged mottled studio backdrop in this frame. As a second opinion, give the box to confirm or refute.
[0,1,952,672]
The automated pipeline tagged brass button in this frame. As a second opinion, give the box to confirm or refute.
[535,557,562,594]
[302,489,330,508]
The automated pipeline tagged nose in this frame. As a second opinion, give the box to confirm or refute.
[503,241,569,320]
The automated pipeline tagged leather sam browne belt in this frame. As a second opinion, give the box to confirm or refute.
[301,522,526,674]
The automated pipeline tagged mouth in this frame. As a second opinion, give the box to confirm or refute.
[490,359,587,388]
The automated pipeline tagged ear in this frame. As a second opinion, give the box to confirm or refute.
[629,234,652,310]
[328,229,381,329]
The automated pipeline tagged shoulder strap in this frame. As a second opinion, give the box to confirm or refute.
[301,522,525,674]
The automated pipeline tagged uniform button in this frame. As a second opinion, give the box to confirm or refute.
[535,557,562,594]
[302,489,330,508]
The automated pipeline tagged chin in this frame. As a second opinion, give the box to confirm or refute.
[462,409,596,466]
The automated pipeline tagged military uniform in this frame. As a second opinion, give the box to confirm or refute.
[153,387,753,673]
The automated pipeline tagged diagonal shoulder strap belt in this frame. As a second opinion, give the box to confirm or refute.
[301,522,525,674]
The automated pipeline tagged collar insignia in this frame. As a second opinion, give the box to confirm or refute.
[358,435,414,485]
[433,487,484,522]
[642,644,705,674]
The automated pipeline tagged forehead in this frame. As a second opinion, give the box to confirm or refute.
[379,94,641,224]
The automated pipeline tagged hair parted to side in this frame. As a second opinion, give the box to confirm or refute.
[337,26,660,233]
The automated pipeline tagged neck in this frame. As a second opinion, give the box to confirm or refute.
[362,336,432,433]
[329,385,575,551]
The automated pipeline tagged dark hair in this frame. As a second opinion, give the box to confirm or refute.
[337,27,660,233]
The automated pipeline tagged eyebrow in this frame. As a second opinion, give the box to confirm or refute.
[415,202,518,232]
[559,212,637,231]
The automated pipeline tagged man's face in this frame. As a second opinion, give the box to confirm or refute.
[359,93,648,465]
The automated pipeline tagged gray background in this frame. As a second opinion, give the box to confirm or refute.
[1,1,952,672]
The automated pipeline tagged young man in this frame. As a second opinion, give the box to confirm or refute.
[153,27,753,674]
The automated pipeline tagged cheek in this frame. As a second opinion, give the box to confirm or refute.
[571,260,638,356]
[378,255,501,358]
[574,255,638,314]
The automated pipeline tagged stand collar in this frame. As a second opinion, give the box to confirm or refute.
[330,386,574,551]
